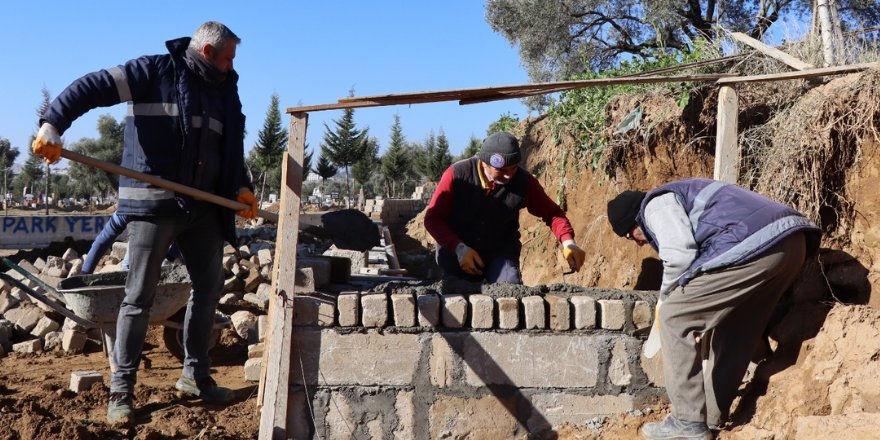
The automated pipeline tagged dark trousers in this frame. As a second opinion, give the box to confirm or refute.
[110,202,225,393]
[436,245,523,284]
[660,233,807,425]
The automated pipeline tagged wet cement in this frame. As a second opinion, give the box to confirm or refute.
[373,278,656,301]
[58,263,191,290]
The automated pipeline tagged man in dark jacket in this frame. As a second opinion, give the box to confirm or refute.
[424,132,585,283]
[607,178,821,440]
[32,21,257,426]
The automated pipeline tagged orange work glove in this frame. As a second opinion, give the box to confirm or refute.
[32,122,63,164]
[562,239,586,272]
[235,187,258,219]
[455,242,484,276]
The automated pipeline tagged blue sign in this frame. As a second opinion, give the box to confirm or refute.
[0,216,112,249]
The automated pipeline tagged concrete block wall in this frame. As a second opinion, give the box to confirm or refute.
[286,289,662,439]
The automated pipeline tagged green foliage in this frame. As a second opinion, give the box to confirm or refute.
[381,115,412,197]
[0,137,20,194]
[251,93,288,202]
[321,91,369,206]
[487,112,519,136]
[352,137,379,187]
[315,155,337,181]
[415,131,453,182]
[457,135,482,161]
[65,115,124,198]
[486,0,880,98]
[302,144,313,182]
[547,46,712,168]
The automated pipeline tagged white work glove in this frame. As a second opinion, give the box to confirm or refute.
[455,242,484,276]
[562,239,585,272]
[32,122,63,164]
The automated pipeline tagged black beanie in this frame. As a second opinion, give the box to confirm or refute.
[479,132,521,168]
[607,190,647,237]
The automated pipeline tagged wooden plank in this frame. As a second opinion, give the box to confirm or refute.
[286,74,733,114]
[716,62,878,84]
[61,150,279,223]
[714,86,740,183]
[729,32,814,71]
[258,112,307,440]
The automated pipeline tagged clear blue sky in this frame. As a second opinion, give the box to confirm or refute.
[1,1,531,167]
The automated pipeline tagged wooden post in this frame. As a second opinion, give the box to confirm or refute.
[258,112,307,439]
[714,86,739,183]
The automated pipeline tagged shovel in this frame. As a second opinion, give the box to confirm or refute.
[60,149,279,223]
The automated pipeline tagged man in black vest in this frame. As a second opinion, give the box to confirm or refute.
[424,132,585,283]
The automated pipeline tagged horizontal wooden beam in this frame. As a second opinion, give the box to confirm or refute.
[716,62,878,84]
[287,73,733,113]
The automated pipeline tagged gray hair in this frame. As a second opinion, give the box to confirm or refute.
[189,21,240,51]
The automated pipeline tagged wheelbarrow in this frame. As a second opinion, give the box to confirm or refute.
[1,258,230,368]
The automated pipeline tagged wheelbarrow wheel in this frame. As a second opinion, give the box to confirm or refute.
[162,307,221,362]
[162,325,221,362]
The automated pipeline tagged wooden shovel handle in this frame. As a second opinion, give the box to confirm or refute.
[61,149,279,223]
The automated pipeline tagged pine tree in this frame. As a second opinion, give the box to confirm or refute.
[321,91,368,207]
[352,137,379,192]
[302,144,314,182]
[458,135,482,161]
[252,93,288,205]
[431,129,453,178]
[315,154,337,204]
[381,115,410,198]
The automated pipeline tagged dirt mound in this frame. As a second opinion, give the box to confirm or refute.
[723,304,880,439]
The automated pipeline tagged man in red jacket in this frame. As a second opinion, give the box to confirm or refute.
[424,132,585,283]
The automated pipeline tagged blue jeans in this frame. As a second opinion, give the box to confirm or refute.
[110,202,225,393]
[436,245,523,284]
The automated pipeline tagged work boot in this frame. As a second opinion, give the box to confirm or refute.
[106,392,134,426]
[641,415,712,440]
[175,376,233,405]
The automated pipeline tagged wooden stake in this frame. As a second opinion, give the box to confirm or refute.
[729,32,814,71]
[257,112,306,440]
[714,86,740,183]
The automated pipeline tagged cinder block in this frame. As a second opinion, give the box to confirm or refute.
[391,293,416,327]
[13,339,42,353]
[248,343,264,359]
[522,296,546,329]
[417,294,440,328]
[231,310,259,343]
[110,242,128,261]
[463,333,601,387]
[545,295,571,331]
[244,358,262,381]
[337,292,360,327]
[257,248,274,268]
[572,296,597,329]
[641,350,665,387]
[633,300,652,330]
[291,330,420,386]
[598,299,626,330]
[468,295,494,329]
[292,268,313,294]
[361,293,388,328]
[497,297,520,329]
[441,295,467,328]
[12,306,44,333]
[69,371,103,393]
[62,329,87,353]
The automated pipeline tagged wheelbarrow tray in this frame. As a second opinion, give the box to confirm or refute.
[57,265,192,324]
